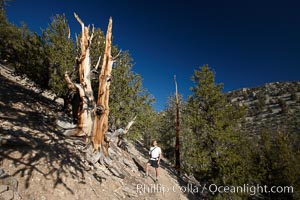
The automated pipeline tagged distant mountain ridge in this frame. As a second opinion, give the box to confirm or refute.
[227,81,300,135]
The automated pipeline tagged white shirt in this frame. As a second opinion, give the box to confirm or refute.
[149,146,161,160]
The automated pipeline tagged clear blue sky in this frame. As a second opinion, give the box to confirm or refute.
[6,0,300,111]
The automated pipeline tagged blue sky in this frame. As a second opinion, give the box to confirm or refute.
[6,0,300,111]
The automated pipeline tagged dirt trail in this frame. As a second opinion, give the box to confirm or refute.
[0,64,202,200]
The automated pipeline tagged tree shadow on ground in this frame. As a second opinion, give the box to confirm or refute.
[0,74,88,194]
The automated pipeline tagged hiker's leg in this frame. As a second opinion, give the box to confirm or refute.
[155,167,159,180]
[145,162,150,176]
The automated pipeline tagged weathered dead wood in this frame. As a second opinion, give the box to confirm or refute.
[75,34,79,50]
[89,24,95,44]
[63,16,141,179]
[102,116,136,152]
[63,13,95,138]
[84,118,138,178]
[112,50,122,61]
[123,116,136,135]
[74,13,94,105]
[92,17,113,154]
[174,75,181,174]
[64,72,76,91]
[68,26,71,39]
[94,54,102,70]
[104,116,136,143]
[63,73,93,137]
[63,14,116,158]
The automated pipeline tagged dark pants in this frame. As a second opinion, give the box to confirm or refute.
[148,159,159,168]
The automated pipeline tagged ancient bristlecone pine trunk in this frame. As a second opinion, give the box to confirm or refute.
[64,13,95,137]
[92,17,113,155]
[64,13,113,155]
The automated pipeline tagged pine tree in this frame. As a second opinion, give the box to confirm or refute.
[248,127,300,199]
[109,50,156,136]
[186,65,246,187]
[0,7,23,64]
[43,14,75,103]
[156,94,187,164]
[157,96,177,160]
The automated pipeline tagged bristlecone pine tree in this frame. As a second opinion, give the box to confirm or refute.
[186,65,246,187]
[64,13,115,155]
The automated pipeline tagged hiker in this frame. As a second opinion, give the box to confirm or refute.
[145,140,162,182]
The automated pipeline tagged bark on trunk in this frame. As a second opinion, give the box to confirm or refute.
[63,13,95,137]
[74,13,95,138]
[92,17,113,155]
[50,14,141,178]
[63,14,115,157]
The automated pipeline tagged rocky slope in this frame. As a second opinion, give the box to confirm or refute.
[2,63,298,200]
[0,64,203,200]
[227,81,300,135]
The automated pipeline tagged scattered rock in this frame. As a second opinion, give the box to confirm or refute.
[0,185,8,194]
[0,168,20,200]
[123,185,138,197]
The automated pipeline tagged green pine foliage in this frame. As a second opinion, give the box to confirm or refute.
[18,24,49,88]
[185,65,246,186]
[0,11,24,66]
[0,0,12,60]
[248,128,300,199]
[42,14,75,98]
[89,28,105,69]
[109,50,156,138]
[134,103,157,145]
[0,2,49,88]
[156,96,177,161]
[156,94,187,163]
[89,28,106,94]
